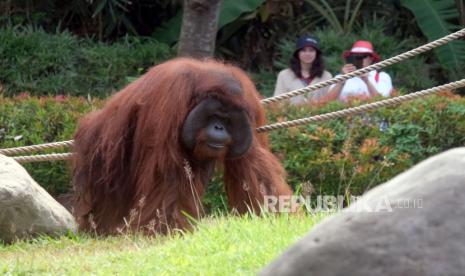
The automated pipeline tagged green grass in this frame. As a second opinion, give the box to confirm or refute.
[0,212,328,275]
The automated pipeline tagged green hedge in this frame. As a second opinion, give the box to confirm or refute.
[1,93,464,210]
[0,95,103,194]
[267,93,465,198]
[0,26,174,97]
[1,24,442,99]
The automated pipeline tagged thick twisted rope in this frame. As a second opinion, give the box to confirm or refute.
[261,28,465,105]
[5,79,464,162]
[0,140,74,156]
[257,79,465,132]
[3,29,465,161]
[11,153,75,163]
[8,79,464,162]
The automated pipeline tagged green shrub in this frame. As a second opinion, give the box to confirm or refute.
[250,70,277,98]
[0,94,104,194]
[0,26,174,97]
[265,92,465,198]
[1,93,464,209]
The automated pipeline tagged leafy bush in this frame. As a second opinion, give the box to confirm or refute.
[266,91,465,198]
[250,70,277,98]
[0,26,174,97]
[1,93,464,210]
[0,94,103,194]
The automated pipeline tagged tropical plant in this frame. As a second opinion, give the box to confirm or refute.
[400,0,465,75]
[304,0,364,34]
[152,0,265,45]
[88,0,136,39]
[0,0,177,40]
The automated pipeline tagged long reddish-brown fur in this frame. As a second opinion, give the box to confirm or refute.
[72,58,293,234]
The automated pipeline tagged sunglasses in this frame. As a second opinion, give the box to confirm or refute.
[350,54,370,60]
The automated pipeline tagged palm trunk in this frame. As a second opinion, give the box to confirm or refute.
[177,0,221,58]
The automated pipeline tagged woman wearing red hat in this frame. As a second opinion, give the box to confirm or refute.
[274,35,333,105]
[324,40,393,103]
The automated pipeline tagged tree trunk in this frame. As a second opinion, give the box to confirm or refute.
[177,0,221,58]
[456,0,465,27]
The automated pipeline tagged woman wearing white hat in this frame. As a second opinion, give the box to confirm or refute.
[323,40,393,103]
[273,35,333,105]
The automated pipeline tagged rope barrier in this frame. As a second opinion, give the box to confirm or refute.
[11,152,75,163]
[2,29,465,162]
[7,78,464,161]
[0,140,74,156]
[257,79,465,132]
[260,28,465,105]
[4,79,464,162]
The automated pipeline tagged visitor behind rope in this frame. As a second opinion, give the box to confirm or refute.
[273,35,333,105]
[321,40,393,104]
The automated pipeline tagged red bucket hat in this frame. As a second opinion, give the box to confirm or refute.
[342,40,380,62]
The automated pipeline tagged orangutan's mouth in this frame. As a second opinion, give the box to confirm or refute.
[207,143,225,149]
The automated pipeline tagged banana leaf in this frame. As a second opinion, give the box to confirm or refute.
[401,0,465,71]
[152,0,265,45]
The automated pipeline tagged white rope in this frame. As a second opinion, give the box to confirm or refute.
[0,140,74,156]
[11,153,75,163]
[5,78,465,161]
[3,29,465,161]
[7,79,462,162]
[257,79,465,132]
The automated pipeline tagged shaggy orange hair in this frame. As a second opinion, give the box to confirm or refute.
[72,58,292,234]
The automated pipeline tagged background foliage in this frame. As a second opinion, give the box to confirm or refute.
[267,92,465,198]
[1,93,464,211]
[0,95,103,194]
[400,0,465,79]
[0,26,174,96]
[1,0,465,84]
[0,23,442,97]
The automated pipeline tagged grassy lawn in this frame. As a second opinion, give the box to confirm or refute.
[0,212,328,275]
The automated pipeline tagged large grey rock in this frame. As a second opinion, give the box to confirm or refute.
[261,148,465,276]
[0,154,77,243]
